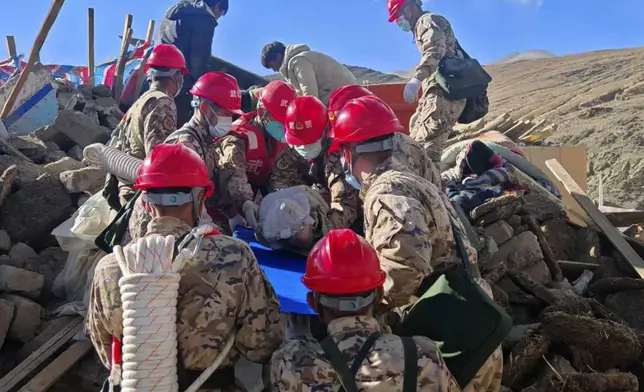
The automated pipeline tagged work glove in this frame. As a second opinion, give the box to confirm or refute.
[403,78,422,103]
[243,200,260,229]
[227,214,247,233]
[285,314,312,340]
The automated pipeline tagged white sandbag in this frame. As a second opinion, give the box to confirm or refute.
[71,192,115,242]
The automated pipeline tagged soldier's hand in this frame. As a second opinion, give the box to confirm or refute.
[243,200,260,229]
[403,78,422,103]
[285,314,312,340]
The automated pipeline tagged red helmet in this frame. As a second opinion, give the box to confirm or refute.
[331,96,403,149]
[328,85,375,127]
[388,0,407,22]
[258,81,297,123]
[146,44,188,74]
[284,96,328,146]
[302,229,386,294]
[190,72,243,115]
[134,144,213,197]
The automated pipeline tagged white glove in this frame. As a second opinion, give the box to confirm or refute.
[403,78,422,103]
[285,314,312,340]
[243,200,260,229]
[227,214,247,232]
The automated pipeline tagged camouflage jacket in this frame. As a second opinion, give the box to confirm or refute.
[413,12,459,90]
[87,216,284,369]
[270,316,461,391]
[361,157,477,308]
[213,135,257,218]
[392,132,441,187]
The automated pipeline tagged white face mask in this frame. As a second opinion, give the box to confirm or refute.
[293,140,323,160]
[210,116,233,138]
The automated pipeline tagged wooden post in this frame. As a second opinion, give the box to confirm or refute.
[6,36,17,59]
[133,20,156,100]
[0,0,66,120]
[87,8,95,85]
[112,14,133,105]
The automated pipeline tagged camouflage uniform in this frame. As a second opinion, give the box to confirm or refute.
[109,81,178,203]
[409,12,466,164]
[271,147,360,230]
[87,216,283,372]
[270,316,461,391]
[392,132,441,187]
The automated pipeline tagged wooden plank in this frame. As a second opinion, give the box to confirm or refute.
[604,211,644,227]
[17,341,92,392]
[16,316,76,362]
[133,20,156,100]
[87,8,95,86]
[545,158,644,278]
[6,36,17,59]
[112,14,133,105]
[0,317,83,392]
[0,0,66,120]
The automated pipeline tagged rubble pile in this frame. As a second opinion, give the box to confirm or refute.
[469,189,644,391]
[451,112,559,145]
[0,82,117,369]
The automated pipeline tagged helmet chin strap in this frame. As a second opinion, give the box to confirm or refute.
[191,188,202,226]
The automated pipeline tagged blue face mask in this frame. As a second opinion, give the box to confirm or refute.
[396,16,411,32]
[340,155,362,191]
[266,121,285,142]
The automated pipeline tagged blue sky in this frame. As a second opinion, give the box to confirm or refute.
[2,0,643,76]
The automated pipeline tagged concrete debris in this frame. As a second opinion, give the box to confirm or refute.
[0,230,11,253]
[0,255,22,268]
[67,144,84,161]
[45,140,62,151]
[8,242,37,263]
[9,135,48,163]
[53,109,110,148]
[0,164,17,208]
[60,165,107,194]
[34,124,74,150]
[43,149,69,164]
[0,298,14,350]
[44,157,85,178]
[1,294,43,343]
[484,220,514,245]
[92,84,113,98]
[0,155,44,188]
[494,231,544,270]
[0,265,45,299]
[0,174,74,246]
[542,219,577,260]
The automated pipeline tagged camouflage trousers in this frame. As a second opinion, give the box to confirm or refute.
[464,347,503,392]
[410,89,466,165]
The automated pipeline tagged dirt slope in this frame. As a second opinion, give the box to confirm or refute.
[484,47,644,209]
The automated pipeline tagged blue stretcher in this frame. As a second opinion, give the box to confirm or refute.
[233,228,315,315]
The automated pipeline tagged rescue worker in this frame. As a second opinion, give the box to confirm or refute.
[87,143,283,391]
[270,229,461,391]
[260,41,357,105]
[332,96,503,391]
[329,85,441,187]
[159,0,229,127]
[128,71,244,240]
[388,0,466,164]
[215,80,297,230]
[275,95,359,230]
[107,43,186,208]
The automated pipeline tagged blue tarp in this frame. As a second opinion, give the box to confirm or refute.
[233,228,315,315]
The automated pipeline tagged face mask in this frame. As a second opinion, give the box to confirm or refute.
[266,121,286,142]
[211,116,233,138]
[293,140,323,160]
[173,74,184,98]
[341,155,362,190]
[396,16,412,32]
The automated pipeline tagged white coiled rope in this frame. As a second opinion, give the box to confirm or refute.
[114,225,236,392]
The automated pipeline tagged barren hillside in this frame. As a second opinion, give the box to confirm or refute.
[484,47,644,210]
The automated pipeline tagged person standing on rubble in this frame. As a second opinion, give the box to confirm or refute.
[106,43,186,208]
[332,96,502,391]
[128,71,245,240]
[215,80,297,230]
[270,228,461,391]
[159,0,229,127]
[260,41,357,105]
[87,143,283,391]
[387,0,466,164]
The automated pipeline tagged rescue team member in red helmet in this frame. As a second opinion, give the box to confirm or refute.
[332,97,503,391]
[274,95,359,231]
[106,43,188,209]
[215,80,297,229]
[269,229,461,391]
[128,71,244,240]
[387,0,466,164]
[88,144,283,392]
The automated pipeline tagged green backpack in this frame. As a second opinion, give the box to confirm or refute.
[395,217,511,388]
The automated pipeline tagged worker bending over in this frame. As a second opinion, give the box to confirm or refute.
[260,41,357,105]
[87,144,283,391]
[332,97,503,391]
[129,71,244,239]
[106,44,186,208]
[270,229,461,391]
[215,80,297,230]
[388,0,465,164]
